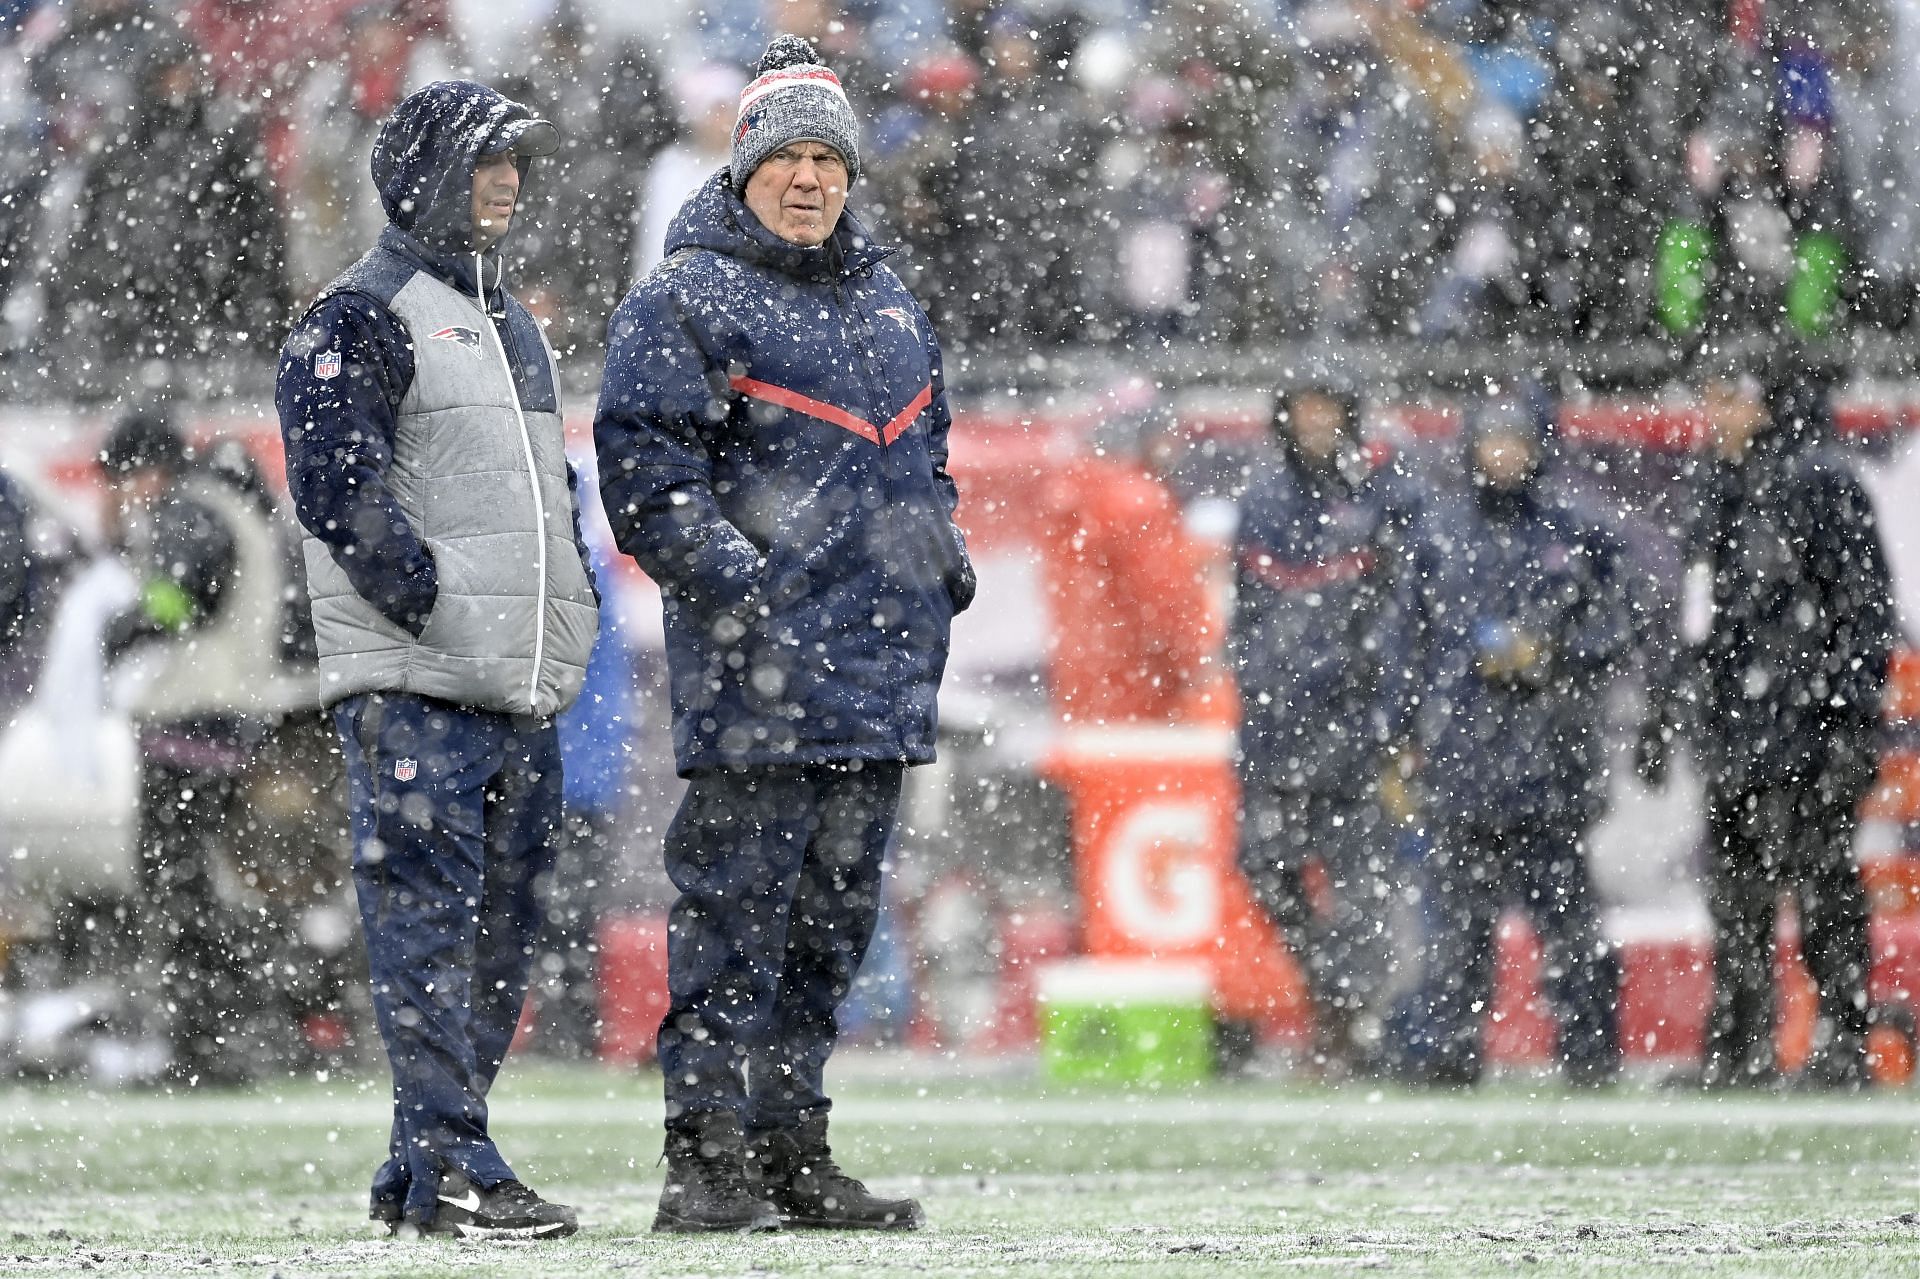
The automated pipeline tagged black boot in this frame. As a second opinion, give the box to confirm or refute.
[653,1112,782,1234]
[1793,1030,1872,1093]
[749,1116,923,1231]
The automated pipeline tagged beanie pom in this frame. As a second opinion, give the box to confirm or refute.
[758,34,822,75]
[733,34,862,193]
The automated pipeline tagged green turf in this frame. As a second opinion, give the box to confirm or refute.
[4,1059,1920,1276]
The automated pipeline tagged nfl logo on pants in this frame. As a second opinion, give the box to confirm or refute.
[394,758,417,782]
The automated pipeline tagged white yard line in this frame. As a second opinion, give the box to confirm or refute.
[3,1090,1916,1132]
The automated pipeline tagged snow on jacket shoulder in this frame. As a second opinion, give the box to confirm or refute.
[595,171,974,776]
[276,79,598,717]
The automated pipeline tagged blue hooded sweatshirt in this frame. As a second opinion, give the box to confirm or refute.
[595,172,974,775]
[1379,403,1632,828]
[276,80,590,639]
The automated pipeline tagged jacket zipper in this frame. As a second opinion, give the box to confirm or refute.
[476,251,548,713]
[837,270,907,740]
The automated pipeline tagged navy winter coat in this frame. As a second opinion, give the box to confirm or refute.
[1385,477,1632,829]
[595,173,974,776]
[276,80,592,641]
[1230,449,1401,793]
[1688,438,1894,794]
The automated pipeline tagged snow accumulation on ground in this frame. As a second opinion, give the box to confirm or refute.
[4,1060,1920,1277]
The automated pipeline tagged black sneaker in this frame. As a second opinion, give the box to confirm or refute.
[654,1112,782,1234]
[749,1116,923,1231]
[397,1172,579,1240]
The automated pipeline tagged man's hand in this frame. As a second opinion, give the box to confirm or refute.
[1379,743,1421,825]
[1475,621,1548,684]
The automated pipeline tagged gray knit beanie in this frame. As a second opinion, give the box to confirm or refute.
[730,35,862,193]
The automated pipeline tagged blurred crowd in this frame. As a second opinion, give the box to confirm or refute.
[2,0,1918,397]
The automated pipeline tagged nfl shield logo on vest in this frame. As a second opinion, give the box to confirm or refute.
[314,349,341,380]
[394,758,417,782]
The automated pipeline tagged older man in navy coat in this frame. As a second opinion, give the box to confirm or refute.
[595,36,971,1234]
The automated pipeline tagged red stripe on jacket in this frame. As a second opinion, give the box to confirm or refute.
[729,375,932,446]
[1239,546,1376,592]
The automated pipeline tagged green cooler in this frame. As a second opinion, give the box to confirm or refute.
[1037,959,1214,1086]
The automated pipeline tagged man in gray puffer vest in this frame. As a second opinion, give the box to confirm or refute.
[275,80,598,1241]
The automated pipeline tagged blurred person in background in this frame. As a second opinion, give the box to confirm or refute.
[285,1,457,294]
[1229,382,1403,1076]
[965,10,1097,346]
[0,464,43,709]
[0,10,47,351]
[45,33,290,397]
[1823,1,1920,326]
[1642,370,1894,1090]
[276,80,597,1239]
[1101,76,1236,343]
[1260,3,1453,338]
[502,8,671,358]
[1385,393,1631,1088]
[1533,5,1669,341]
[631,62,747,280]
[1417,103,1551,342]
[1654,29,1864,343]
[98,411,291,1086]
[868,48,989,347]
[0,465,34,658]
[596,35,969,1233]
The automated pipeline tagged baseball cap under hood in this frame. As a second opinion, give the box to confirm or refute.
[371,80,557,253]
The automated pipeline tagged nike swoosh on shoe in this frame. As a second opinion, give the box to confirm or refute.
[439,1189,483,1213]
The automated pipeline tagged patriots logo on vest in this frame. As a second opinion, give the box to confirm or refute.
[430,325,481,351]
[313,349,341,380]
[394,758,418,782]
[876,307,916,334]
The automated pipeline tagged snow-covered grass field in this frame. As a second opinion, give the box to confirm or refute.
[5,1059,1920,1276]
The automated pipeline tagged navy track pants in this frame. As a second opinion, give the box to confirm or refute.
[1419,816,1619,1080]
[334,693,561,1227]
[659,761,903,1133]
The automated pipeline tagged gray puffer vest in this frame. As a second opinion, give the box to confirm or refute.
[303,252,598,717]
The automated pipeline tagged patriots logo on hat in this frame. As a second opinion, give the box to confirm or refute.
[734,110,762,146]
[430,325,481,351]
[313,349,341,380]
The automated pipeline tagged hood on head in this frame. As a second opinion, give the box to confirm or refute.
[370,80,557,254]
[663,169,890,281]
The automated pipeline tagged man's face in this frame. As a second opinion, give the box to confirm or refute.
[1703,378,1767,460]
[1473,430,1538,490]
[1287,392,1348,463]
[105,467,168,536]
[743,143,848,248]
[471,151,521,248]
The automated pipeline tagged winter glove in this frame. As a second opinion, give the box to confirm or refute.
[1474,621,1548,685]
[1378,744,1421,825]
[947,558,977,615]
[102,578,197,662]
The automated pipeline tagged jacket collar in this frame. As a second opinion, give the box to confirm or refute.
[379,225,507,309]
[665,170,896,283]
